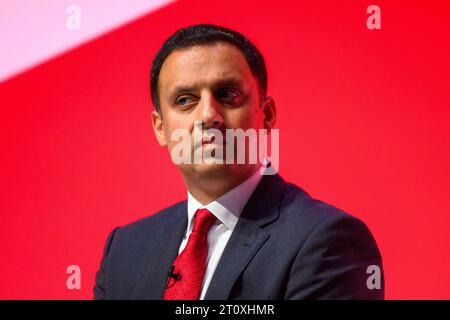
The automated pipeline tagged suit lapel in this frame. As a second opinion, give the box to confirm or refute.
[204,174,287,300]
[131,202,187,299]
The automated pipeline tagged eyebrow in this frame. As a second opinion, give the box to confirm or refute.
[166,78,247,103]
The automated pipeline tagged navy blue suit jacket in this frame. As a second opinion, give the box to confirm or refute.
[94,174,384,299]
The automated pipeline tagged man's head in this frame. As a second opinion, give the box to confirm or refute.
[150,24,268,114]
[150,24,276,183]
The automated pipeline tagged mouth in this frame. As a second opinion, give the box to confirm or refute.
[200,134,226,146]
[202,139,226,145]
[192,139,227,152]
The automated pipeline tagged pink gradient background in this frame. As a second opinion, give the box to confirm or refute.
[0,0,174,82]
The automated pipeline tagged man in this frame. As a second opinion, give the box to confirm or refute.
[93,24,384,300]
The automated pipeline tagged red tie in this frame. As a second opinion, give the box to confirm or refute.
[163,208,217,300]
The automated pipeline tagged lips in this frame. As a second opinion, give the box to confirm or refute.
[201,141,226,149]
[192,128,227,150]
[194,137,226,150]
[201,134,226,145]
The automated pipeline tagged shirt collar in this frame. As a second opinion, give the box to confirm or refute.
[187,165,266,232]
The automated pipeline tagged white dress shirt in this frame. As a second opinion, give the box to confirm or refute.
[180,166,265,300]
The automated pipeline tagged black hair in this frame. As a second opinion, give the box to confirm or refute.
[150,24,267,114]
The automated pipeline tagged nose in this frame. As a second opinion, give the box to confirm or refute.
[198,91,224,130]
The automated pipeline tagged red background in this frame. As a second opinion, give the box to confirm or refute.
[1,0,449,299]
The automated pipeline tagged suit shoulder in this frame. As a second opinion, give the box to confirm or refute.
[277,179,381,259]
[115,200,186,237]
[279,180,367,233]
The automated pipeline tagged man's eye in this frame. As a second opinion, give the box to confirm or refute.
[216,88,240,103]
[176,96,195,106]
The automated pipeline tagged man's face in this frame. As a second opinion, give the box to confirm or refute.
[152,41,274,180]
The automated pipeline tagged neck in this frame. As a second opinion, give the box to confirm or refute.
[183,164,261,205]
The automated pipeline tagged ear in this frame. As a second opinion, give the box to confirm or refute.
[262,96,277,132]
[151,110,167,147]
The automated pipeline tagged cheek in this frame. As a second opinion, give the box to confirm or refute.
[164,117,195,147]
[163,111,191,132]
[227,105,263,129]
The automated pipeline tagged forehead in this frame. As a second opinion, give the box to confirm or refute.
[158,42,256,94]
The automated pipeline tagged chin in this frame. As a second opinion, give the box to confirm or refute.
[181,162,256,181]
[188,162,231,178]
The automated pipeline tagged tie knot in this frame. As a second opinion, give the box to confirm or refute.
[192,208,216,233]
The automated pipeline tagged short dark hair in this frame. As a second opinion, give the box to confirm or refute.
[150,24,268,114]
